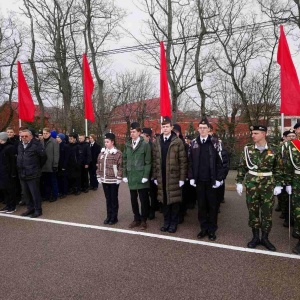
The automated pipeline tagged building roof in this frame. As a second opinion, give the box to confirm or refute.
[5,101,50,118]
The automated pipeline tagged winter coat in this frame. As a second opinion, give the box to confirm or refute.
[41,137,59,172]
[17,139,47,180]
[0,142,17,189]
[58,142,70,173]
[78,142,92,166]
[68,143,81,179]
[89,142,101,171]
[96,147,122,184]
[123,136,151,190]
[188,135,224,185]
[152,133,188,204]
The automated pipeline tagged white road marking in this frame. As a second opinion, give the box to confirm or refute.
[1,213,300,260]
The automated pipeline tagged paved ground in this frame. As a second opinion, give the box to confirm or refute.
[1,171,300,300]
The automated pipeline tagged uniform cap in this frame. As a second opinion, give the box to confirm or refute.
[142,128,152,136]
[173,124,182,133]
[294,122,300,129]
[249,125,267,132]
[130,122,140,130]
[161,116,172,124]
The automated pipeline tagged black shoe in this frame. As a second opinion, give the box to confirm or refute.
[247,229,260,248]
[197,229,208,239]
[260,232,276,251]
[92,187,98,191]
[208,232,216,241]
[279,213,285,219]
[148,213,155,220]
[30,212,42,218]
[74,191,81,196]
[83,189,89,193]
[168,227,177,233]
[18,200,26,206]
[103,218,110,224]
[6,208,17,214]
[283,220,290,228]
[60,194,67,199]
[160,226,169,232]
[292,241,300,254]
[221,199,225,203]
[0,206,9,213]
[21,209,35,217]
[109,219,118,225]
[49,198,57,203]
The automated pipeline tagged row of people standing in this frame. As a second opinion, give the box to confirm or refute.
[0,127,102,217]
[97,117,230,239]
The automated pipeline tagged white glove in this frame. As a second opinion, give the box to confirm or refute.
[141,178,148,183]
[220,180,224,186]
[190,179,196,187]
[273,186,283,196]
[286,185,292,195]
[212,181,221,188]
[154,180,158,185]
[236,183,243,196]
[122,177,128,183]
[116,179,122,185]
[179,181,184,187]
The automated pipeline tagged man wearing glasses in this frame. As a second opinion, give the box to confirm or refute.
[17,129,47,218]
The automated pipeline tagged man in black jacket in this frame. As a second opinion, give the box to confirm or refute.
[188,119,224,240]
[0,132,17,213]
[88,134,101,190]
[17,129,47,218]
[78,134,92,193]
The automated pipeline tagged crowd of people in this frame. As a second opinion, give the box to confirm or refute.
[1,117,300,254]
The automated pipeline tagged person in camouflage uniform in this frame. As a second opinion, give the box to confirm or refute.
[283,122,300,254]
[236,125,284,251]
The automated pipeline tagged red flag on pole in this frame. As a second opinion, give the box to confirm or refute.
[277,25,300,115]
[160,41,171,117]
[83,53,95,122]
[18,61,35,122]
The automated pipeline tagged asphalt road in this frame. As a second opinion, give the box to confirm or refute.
[1,183,299,300]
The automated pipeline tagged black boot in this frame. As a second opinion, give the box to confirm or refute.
[292,240,300,255]
[260,232,276,251]
[247,229,260,248]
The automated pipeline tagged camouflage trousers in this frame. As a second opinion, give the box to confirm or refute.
[277,189,289,215]
[245,180,274,233]
[292,178,300,232]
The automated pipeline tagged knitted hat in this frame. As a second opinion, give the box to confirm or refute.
[57,133,65,141]
[51,130,57,138]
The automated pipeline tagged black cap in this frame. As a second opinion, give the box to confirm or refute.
[29,128,37,137]
[161,116,172,125]
[249,125,267,132]
[38,130,43,135]
[130,122,140,130]
[199,118,209,126]
[283,130,290,137]
[142,128,152,136]
[105,133,115,140]
[287,129,295,135]
[173,123,182,133]
[294,122,300,129]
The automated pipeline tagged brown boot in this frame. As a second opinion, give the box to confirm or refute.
[140,221,147,230]
[128,220,141,228]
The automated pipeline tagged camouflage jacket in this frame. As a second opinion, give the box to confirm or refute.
[236,143,284,186]
[283,140,300,186]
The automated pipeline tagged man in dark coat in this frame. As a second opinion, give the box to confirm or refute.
[78,134,92,193]
[88,134,101,190]
[17,129,47,218]
[56,133,70,198]
[188,118,224,241]
[152,117,187,233]
[0,132,17,213]
[68,134,82,195]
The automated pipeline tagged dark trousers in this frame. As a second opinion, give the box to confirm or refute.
[69,176,81,193]
[162,202,180,229]
[103,183,119,221]
[81,166,89,191]
[42,172,58,200]
[20,178,42,213]
[58,171,68,196]
[130,188,149,221]
[0,187,16,209]
[88,167,98,189]
[149,180,159,217]
[196,181,218,232]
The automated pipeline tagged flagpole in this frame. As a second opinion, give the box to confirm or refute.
[281,113,284,136]
[19,119,21,128]
[85,119,88,137]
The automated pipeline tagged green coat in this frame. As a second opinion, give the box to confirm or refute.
[123,137,151,190]
[152,134,187,205]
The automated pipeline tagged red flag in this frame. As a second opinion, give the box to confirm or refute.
[160,41,171,118]
[83,53,95,122]
[18,61,35,122]
[277,25,300,115]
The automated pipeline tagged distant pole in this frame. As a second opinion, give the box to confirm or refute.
[85,119,88,136]
[281,113,284,136]
[19,119,21,128]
